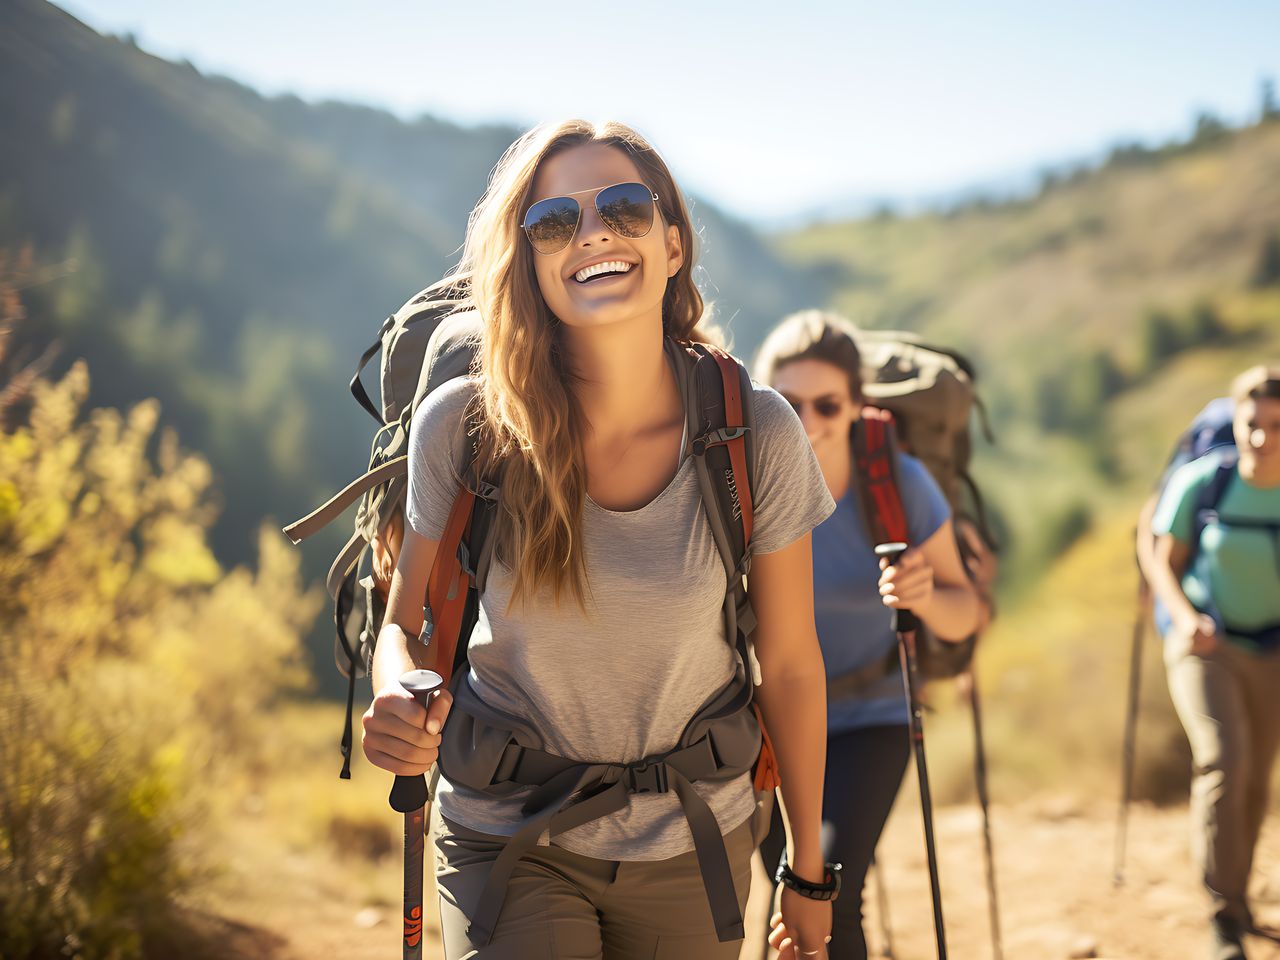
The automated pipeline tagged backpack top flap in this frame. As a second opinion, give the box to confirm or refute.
[858,336,976,509]
[377,282,469,423]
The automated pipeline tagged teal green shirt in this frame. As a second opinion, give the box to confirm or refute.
[1152,456,1280,650]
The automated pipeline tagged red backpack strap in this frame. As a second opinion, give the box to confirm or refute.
[426,486,476,685]
[706,345,754,545]
[852,407,910,547]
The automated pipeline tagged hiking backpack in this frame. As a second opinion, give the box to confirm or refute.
[825,331,997,698]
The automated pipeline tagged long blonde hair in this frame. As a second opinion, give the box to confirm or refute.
[448,120,706,607]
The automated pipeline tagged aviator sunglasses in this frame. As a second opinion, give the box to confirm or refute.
[782,395,848,419]
[522,181,661,255]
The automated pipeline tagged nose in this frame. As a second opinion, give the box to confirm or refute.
[575,199,612,247]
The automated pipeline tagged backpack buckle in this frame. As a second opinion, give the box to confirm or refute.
[691,426,749,457]
[625,760,669,795]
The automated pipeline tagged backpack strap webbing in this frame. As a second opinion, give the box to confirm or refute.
[283,454,409,545]
[706,345,755,545]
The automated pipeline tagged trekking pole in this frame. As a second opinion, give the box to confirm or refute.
[1114,577,1147,887]
[965,669,1003,960]
[876,542,948,960]
[388,669,445,960]
[871,852,896,958]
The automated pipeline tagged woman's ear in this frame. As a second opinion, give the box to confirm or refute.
[665,223,684,279]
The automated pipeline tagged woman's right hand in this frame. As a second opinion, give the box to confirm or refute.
[361,683,454,776]
[1170,612,1218,658]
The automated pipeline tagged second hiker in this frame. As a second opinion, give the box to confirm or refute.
[755,310,981,960]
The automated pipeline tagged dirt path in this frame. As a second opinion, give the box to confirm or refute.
[209,798,1280,960]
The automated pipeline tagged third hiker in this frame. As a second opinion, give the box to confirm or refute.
[1148,364,1280,960]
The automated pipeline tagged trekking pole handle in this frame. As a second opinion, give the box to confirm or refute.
[875,542,920,633]
[388,669,445,813]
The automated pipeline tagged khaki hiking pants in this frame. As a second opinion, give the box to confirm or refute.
[1165,636,1280,927]
[432,806,755,960]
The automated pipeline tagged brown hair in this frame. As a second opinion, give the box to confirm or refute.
[445,120,708,608]
[753,309,864,403]
[1231,364,1280,405]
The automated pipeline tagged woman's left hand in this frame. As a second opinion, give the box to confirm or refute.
[879,547,934,610]
[768,889,832,960]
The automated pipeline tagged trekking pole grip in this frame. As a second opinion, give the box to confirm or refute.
[388,669,445,813]
[874,542,920,633]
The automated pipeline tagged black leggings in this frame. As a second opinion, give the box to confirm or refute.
[759,724,911,960]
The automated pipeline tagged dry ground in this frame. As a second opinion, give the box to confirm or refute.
[204,792,1280,960]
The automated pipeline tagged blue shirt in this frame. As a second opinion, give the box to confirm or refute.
[813,453,952,733]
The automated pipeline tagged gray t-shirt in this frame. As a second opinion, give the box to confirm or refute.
[406,375,834,861]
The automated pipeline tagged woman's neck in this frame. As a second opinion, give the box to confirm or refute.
[1239,452,1280,488]
[561,315,678,437]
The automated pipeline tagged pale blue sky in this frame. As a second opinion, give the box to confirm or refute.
[55,0,1280,221]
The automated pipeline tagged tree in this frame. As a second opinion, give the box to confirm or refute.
[1262,77,1279,122]
[1252,232,1280,288]
[1138,308,1181,372]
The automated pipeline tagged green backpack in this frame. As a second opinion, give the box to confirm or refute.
[826,330,997,698]
[283,278,475,778]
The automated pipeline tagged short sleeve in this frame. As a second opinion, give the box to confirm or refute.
[748,385,837,554]
[1151,457,1216,546]
[405,378,477,540]
[899,454,951,545]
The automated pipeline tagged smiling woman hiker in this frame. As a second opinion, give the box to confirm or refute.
[358,120,839,960]
[1147,365,1280,960]
[754,310,980,960]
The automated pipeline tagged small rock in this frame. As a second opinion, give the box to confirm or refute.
[1067,935,1099,958]
[354,907,385,929]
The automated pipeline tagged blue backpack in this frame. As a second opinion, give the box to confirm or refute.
[1149,398,1238,637]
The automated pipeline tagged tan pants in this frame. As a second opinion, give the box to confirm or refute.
[432,807,755,960]
[1165,636,1280,926]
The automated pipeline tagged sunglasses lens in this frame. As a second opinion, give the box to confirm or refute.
[596,182,656,239]
[815,399,844,418]
[523,196,580,254]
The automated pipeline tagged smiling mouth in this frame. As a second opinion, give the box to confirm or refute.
[573,260,635,284]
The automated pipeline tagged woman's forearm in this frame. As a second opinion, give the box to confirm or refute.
[756,661,828,880]
[917,582,980,641]
[1149,557,1199,629]
[371,621,433,693]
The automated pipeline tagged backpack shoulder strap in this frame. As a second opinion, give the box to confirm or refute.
[851,406,910,547]
[670,339,756,586]
[1191,456,1238,554]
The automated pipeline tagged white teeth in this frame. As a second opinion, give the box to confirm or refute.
[574,260,634,283]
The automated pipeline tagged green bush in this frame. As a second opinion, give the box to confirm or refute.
[0,262,320,958]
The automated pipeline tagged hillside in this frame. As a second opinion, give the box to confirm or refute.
[778,120,1280,587]
[0,0,823,668]
[775,119,1280,804]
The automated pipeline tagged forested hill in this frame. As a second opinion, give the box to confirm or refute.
[777,115,1280,587]
[0,0,820,570]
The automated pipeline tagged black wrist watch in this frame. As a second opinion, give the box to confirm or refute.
[775,861,842,901]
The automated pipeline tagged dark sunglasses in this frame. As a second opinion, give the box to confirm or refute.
[782,395,847,419]
[521,181,661,255]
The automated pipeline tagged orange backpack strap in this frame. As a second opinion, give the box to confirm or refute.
[707,345,754,545]
[426,486,476,685]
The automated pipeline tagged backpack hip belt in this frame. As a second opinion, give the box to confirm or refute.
[438,668,760,945]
